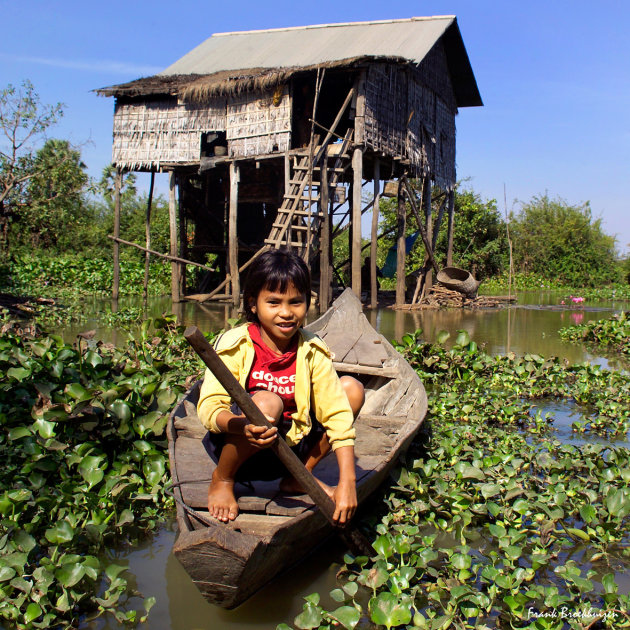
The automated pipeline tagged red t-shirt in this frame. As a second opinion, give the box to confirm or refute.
[246,324,298,433]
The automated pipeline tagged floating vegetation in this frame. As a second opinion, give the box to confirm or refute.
[0,314,208,628]
[282,330,630,629]
[560,312,630,358]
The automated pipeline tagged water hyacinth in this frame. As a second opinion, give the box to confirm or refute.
[0,312,209,628]
[560,312,630,358]
[282,326,630,630]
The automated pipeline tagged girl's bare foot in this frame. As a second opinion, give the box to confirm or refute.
[207,470,239,522]
[279,475,335,500]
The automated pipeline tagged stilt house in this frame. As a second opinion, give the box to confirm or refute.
[98,16,482,309]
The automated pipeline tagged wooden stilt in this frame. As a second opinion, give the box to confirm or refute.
[422,177,433,292]
[143,170,155,302]
[370,159,380,309]
[178,178,187,297]
[446,189,455,266]
[395,179,406,307]
[229,162,240,308]
[284,152,290,194]
[112,168,122,300]
[319,156,330,312]
[351,147,363,297]
[169,171,181,303]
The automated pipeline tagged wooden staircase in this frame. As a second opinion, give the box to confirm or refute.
[264,129,354,262]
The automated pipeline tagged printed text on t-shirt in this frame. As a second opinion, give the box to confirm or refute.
[250,370,296,395]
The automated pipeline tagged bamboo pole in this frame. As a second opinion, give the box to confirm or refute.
[402,178,439,274]
[395,179,406,307]
[143,170,155,302]
[229,163,240,308]
[351,147,363,297]
[431,194,448,252]
[107,236,216,271]
[112,168,122,301]
[183,326,372,556]
[169,172,181,303]
[370,159,380,308]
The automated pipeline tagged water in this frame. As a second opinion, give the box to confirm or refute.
[61,290,627,628]
[96,520,346,630]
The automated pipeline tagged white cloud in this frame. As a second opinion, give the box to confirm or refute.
[3,54,162,76]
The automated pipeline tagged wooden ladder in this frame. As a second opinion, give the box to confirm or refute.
[264,129,354,257]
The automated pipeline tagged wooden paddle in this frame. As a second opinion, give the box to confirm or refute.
[183,325,373,557]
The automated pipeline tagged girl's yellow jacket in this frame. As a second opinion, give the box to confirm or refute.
[197,324,355,450]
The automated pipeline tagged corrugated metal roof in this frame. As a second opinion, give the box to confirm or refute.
[157,16,481,107]
[161,16,455,75]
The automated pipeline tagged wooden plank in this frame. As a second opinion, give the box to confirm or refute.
[350,337,388,367]
[321,328,362,363]
[332,362,398,378]
[354,423,393,456]
[189,512,292,535]
[174,416,206,439]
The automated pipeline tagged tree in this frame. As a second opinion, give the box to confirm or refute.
[18,139,88,250]
[376,182,507,280]
[86,165,171,261]
[510,194,619,286]
[434,187,506,279]
[0,81,64,253]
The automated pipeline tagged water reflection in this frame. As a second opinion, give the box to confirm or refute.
[63,291,622,369]
[529,399,630,450]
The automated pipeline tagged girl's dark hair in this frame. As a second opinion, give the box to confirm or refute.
[243,249,311,322]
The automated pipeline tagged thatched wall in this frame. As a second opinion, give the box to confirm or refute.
[112,98,226,169]
[111,85,292,166]
[363,43,457,189]
[227,86,291,157]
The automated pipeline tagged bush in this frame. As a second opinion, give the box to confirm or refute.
[510,195,620,286]
[0,252,171,298]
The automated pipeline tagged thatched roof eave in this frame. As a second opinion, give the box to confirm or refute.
[96,56,409,101]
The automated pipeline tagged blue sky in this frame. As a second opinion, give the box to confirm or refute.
[2,0,629,253]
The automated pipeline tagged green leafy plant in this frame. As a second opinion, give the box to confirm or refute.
[280,329,630,629]
[0,312,214,628]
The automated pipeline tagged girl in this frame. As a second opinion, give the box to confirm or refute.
[197,249,364,526]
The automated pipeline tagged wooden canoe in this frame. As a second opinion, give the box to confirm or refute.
[167,288,427,609]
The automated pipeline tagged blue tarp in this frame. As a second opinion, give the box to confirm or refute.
[380,231,421,278]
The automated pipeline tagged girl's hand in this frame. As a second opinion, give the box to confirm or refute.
[332,479,357,525]
[243,421,278,448]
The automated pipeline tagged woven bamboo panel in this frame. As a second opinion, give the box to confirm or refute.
[364,64,408,160]
[227,87,291,157]
[363,62,456,188]
[112,98,226,168]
